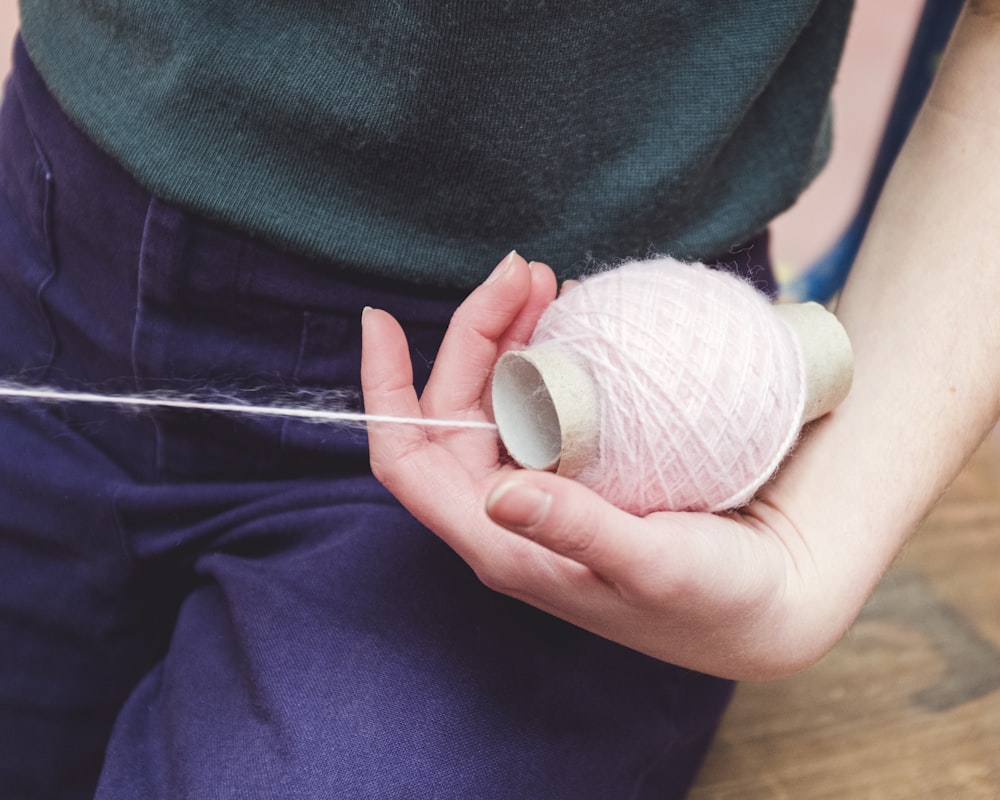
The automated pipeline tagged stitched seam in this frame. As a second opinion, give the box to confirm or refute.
[281,309,313,450]
[133,197,166,480]
[13,77,61,376]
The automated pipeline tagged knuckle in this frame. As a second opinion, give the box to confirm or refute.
[471,550,532,597]
[368,456,389,485]
[472,563,512,595]
[368,439,427,489]
[532,516,599,560]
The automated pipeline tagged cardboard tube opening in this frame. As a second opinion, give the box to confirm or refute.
[492,346,599,476]
[492,353,562,470]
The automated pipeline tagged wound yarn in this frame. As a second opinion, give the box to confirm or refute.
[493,258,811,516]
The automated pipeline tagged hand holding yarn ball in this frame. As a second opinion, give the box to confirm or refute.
[491,258,853,516]
[361,251,856,676]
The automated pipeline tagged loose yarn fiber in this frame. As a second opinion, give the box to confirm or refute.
[517,258,806,515]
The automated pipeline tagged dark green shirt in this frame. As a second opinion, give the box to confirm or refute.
[19,1,852,288]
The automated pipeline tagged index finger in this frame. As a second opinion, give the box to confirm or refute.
[421,251,534,419]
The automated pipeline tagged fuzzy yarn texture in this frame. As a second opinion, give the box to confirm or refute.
[527,258,806,515]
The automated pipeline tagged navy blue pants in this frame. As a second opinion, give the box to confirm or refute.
[0,38,756,800]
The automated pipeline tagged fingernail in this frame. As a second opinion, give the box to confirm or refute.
[486,480,551,529]
[484,250,518,286]
[361,305,373,324]
[559,279,580,297]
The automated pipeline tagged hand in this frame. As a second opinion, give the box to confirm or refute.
[361,252,844,680]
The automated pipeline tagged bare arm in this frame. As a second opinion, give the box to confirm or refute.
[759,1,1000,664]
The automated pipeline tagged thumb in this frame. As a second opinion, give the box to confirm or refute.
[484,471,649,578]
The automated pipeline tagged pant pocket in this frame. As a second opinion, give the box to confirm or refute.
[131,199,371,481]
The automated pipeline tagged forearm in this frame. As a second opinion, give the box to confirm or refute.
[762,4,1000,655]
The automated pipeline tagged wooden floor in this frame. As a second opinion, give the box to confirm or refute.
[689,431,1000,798]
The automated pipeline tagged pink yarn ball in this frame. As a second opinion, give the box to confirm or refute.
[527,258,805,515]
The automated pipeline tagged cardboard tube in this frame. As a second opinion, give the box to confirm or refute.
[491,344,599,477]
[774,302,854,423]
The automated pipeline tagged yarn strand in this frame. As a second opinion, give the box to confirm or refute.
[0,384,497,431]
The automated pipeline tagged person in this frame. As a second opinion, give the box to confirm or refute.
[1,2,998,798]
